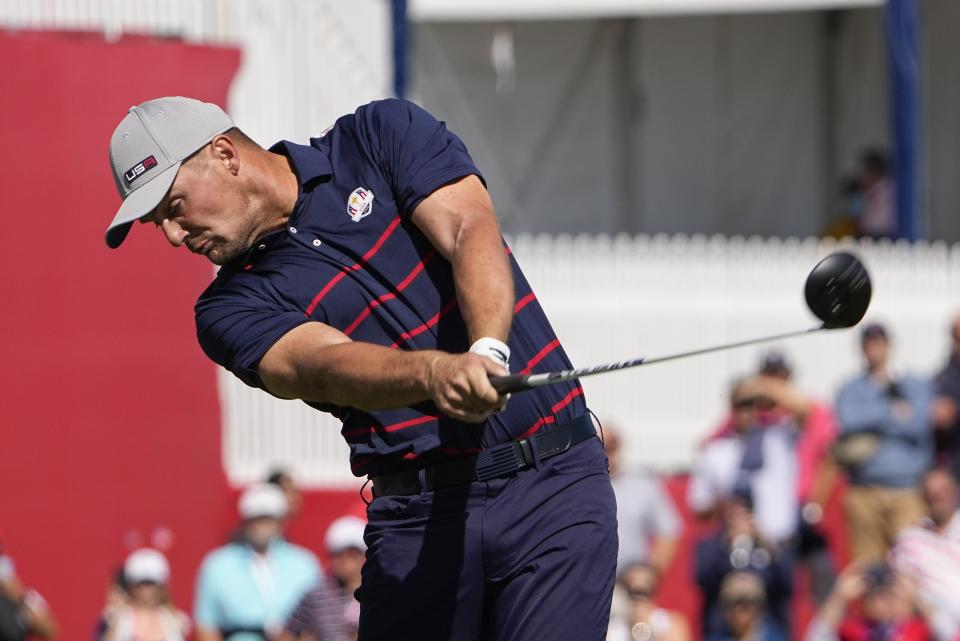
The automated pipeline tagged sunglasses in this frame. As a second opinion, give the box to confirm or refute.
[627,588,653,600]
[722,596,762,608]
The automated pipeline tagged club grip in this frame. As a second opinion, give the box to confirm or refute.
[488,374,533,394]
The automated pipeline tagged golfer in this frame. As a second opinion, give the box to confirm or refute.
[104,97,616,641]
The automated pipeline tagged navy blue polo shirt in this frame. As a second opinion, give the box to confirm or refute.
[195,99,586,476]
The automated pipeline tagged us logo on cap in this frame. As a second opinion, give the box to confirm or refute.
[124,155,158,184]
[347,187,374,222]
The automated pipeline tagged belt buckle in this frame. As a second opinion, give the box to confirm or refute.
[475,443,525,482]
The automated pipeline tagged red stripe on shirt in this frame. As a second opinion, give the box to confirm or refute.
[389,298,458,349]
[305,216,403,316]
[343,251,436,336]
[520,339,561,375]
[342,414,440,439]
[514,292,536,314]
[519,386,585,438]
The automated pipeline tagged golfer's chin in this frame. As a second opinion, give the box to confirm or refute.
[205,243,243,266]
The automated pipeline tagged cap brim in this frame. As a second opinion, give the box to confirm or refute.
[105,161,182,249]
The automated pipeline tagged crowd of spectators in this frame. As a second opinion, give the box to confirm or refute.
[85,475,366,641]
[607,314,960,641]
[6,315,960,641]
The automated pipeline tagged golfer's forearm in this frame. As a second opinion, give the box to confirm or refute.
[451,218,514,344]
[274,342,442,410]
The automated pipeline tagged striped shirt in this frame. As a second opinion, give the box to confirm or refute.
[195,99,585,476]
[891,512,960,641]
[283,580,351,641]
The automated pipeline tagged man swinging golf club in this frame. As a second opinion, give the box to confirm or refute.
[104,97,617,641]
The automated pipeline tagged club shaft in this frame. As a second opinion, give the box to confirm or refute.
[489,325,825,393]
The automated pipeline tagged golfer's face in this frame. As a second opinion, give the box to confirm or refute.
[141,152,253,265]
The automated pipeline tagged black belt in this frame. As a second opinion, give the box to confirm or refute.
[371,413,597,497]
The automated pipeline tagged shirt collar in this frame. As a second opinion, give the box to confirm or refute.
[269,139,333,189]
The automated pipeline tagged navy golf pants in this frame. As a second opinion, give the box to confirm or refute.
[356,435,618,641]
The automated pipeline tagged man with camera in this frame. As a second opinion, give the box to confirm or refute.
[835,323,933,562]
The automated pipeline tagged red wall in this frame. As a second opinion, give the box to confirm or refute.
[0,31,239,640]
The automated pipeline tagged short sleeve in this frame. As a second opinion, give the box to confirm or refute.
[357,99,483,217]
[195,287,312,391]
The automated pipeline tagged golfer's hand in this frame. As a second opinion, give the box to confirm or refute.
[427,353,509,423]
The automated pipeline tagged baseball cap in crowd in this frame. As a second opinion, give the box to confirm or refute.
[105,96,234,249]
[124,548,170,585]
[325,516,367,554]
[861,322,889,341]
[759,351,791,377]
[238,483,288,521]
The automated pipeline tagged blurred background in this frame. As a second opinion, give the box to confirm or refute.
[2,1,960,640]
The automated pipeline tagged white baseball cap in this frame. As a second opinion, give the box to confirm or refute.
[105,96,234,249]
[124,548,170,585]
[238,483,288,520]
[325,516,367,554]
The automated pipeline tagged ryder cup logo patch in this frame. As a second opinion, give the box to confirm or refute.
[123,155,158,184]
[347,187,374,222]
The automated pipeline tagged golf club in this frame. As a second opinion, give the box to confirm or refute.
[488,250,872,394]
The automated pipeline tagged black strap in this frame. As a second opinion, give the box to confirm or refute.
[372,413,597,497]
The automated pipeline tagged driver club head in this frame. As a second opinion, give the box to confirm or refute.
[805,251,872,329]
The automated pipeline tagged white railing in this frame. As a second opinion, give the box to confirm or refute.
[218,235,960,487]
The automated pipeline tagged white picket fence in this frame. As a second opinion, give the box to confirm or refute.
[218,235,960,487]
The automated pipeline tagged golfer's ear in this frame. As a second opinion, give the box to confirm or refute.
[210,135,240,175]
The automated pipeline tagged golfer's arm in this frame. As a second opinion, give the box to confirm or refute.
[411,175,514,344]
[259,322,441,410]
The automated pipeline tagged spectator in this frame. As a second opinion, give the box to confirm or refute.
[804,563,930,641]
[695,495,793,637]
[101,549,189,641]
[267,469,303,522]
[855,148,897,239]
[604,425,682,574]
[607,563,691,641]
[689,375,810,546]
[195,483,320,641]
[705,352,839,603]
[835,323,933,562]
[706,572,788,641]
[891,468,960,641]
[931,316,960,478]
[281,516,366,641]
[0,551,57,641]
